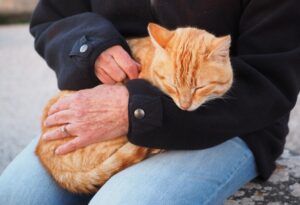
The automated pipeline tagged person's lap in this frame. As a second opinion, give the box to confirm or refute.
[0,137,92,205]
[0,136,257,205]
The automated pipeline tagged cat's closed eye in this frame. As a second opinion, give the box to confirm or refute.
[165,81,177,94]
[167,81,176,89]
[192,85,207,93]
[154,71,177,91]
[195,85,206,90]
[154,71,165,80]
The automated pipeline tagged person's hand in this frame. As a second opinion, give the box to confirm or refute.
[95,45,140,84]
[42,84,129,155]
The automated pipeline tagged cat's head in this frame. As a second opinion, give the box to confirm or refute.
[147,23,233,111]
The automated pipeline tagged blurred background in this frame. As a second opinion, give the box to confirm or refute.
[0,0,299,174]
[0,0,58,173]
[0,0,38,23]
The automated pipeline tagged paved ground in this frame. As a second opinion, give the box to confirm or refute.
[0,24,299,174]
[0,24,58,173]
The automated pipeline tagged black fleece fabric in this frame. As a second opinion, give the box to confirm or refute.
[30,0,300,179]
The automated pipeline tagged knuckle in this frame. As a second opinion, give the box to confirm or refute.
[97,68,105,76]
[100,53,110,62]
[98,55,105,64]
[102,65,111,73]
[95,60,101,69]
[98,68,105,76]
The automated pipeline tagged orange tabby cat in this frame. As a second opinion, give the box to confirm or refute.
[36,23,233,193]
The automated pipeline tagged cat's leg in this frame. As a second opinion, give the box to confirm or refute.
[89,137,257,205]
[0,137,92,205]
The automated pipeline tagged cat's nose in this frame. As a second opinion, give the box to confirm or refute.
[179,101,192,110]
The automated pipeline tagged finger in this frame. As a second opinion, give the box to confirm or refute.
[95,67,116,84]
[135,61,142,71]
[55,135,90,155]
[48,95,74,115]
[101,55,127,82]
[110,48,140,80]
[44,110,74,127]
[42,124,74,141]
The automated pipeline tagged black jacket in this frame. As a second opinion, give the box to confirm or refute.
[30,0,300,179]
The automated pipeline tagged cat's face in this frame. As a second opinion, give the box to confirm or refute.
[148,23,233,111]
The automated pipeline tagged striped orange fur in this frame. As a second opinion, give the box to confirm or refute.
[36,23,233,193]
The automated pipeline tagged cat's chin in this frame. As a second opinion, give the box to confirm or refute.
[178,104,201,111]
[186,100,208,111]
[186,106,200,112]
[175,102,203,111]
[186,107,199,112]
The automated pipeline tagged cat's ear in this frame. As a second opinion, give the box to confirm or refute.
[148,23,174,49]
[207,35,231,63]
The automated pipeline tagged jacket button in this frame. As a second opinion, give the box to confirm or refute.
[134,108,145,119]
[80,44,88,53]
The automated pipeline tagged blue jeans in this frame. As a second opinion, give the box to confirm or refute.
[0,137,257,205]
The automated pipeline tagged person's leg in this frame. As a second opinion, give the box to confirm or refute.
[0,137,92,205]
[89,137,257,205]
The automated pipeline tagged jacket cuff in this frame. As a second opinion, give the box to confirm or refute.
[69,35,131,79]
[125,79,164,140]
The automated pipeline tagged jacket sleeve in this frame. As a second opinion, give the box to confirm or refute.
[126,0,300,149]
[30,0,130,90]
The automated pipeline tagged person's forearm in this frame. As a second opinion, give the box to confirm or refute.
[30,0,130,90]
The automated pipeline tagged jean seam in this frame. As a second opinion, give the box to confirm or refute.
[202,151,253,205]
